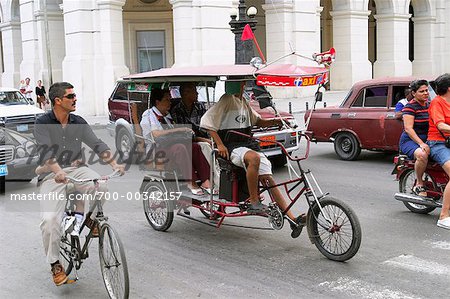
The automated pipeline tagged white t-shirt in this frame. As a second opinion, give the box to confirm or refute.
[24,84,33,99]
[200,94,260,132]
[140,106,174,152]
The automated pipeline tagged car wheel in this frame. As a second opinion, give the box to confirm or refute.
[270,155,287,168]
[334,132,361,161]
[116,127,137,164]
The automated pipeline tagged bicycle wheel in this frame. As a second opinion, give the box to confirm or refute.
[142,181,174,231]
[307,197,361,262]
[59,235,75,275]
[399,169,437,214]
[99,223,129,299]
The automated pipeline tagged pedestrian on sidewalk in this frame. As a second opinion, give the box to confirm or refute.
[36,80,49,110]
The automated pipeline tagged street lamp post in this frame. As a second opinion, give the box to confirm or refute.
[229,0,258,65]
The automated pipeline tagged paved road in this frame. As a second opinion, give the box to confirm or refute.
[1,128,450,298]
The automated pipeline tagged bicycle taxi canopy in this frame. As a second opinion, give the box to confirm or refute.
[119,63,329,87]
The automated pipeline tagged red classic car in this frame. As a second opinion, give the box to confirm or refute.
[305,77,436,160]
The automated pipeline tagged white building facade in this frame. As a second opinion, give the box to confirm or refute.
[1,0,449,116]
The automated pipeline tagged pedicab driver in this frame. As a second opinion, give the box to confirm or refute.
[200,82,305,238]
[34,82,125,286]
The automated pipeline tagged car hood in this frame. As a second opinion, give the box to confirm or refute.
[0,104,45,117]
[249,101,293,119]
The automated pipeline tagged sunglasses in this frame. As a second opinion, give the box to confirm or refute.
[63,93,76,99]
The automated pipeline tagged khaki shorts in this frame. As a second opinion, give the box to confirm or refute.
[230,147,272,176]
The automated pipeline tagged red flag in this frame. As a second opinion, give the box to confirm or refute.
[241,24,254,41]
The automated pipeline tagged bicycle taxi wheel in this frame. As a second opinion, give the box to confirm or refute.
[142,180,175,231]
[99,223,129,299]
[307,197,361,262]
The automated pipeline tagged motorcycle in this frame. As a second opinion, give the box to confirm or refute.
[393,155,447,214]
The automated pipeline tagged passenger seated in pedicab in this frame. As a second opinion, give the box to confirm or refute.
[171,82,220,189]
[140,87,214,195]
[399,79,430,197]
[200,82,305,238]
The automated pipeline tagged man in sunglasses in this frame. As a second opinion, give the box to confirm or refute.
[34,82,125,286]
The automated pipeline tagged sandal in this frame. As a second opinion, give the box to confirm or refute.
[188,187,204,196]
[201,187,219,195]
[412,185,427,197]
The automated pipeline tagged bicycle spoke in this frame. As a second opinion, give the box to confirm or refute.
[99,224,128,299]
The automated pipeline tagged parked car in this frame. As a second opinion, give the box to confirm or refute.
[305,77,435,160]
[0,126,39,181]
[0,87,45,134]
[107,68,301,168]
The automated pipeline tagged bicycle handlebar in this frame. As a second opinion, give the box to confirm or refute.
[65,170,122,184]
[227,129,311,161]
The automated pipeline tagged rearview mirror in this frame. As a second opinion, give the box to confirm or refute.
[315,91,323,102]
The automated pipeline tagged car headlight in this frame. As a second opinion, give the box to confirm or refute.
[15,141,36,159]
[15,147,27,158]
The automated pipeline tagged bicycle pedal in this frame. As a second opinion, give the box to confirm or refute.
[65,279,77,285]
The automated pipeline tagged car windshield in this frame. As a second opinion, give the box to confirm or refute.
[0,91,29,106]
[340,89,353,107]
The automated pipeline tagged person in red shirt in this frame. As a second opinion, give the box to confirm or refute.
[427,73,450,229]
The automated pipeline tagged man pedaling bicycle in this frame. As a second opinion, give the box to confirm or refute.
[200,82,305,238]
[34,82,125,286]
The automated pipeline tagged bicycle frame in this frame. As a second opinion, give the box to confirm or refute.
[181,130,333,229]
[60,174,117,274]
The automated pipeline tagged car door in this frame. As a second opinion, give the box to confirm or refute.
[384,84,409,150]
[345,85,389,149]
[108,83,131,123]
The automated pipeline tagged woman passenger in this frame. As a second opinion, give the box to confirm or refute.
[140,88,213,195]
[427,73,450,229]
[399,79,430,197]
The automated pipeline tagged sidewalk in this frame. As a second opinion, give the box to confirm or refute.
[82,90,349,126]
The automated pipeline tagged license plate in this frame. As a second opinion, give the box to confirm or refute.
[17,124,29,132]
[259,135,276,147]
[0,164,8,177]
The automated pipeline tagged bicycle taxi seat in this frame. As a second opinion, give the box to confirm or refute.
[216,157,249,202]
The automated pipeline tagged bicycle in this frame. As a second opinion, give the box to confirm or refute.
[59,170,129,299]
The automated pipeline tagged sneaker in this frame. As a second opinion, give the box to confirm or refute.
[437,217,450,230]
[412,185,427,197]
[290,214,307,239]
[51,262,68,286]
[70,214,83,237]
[247,202,269,214]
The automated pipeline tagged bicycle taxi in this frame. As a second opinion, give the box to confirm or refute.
[119,58,362,262]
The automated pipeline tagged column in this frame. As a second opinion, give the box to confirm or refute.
[61,0,96,116]
[329,10,372,90]
[373,13,412,78]
[434,0,445,75]
[292,0,322,97]
[0,21,23,87]
[191,0,234,66]
[19,0,41,85]
[262,1,294,64]
[444,0,450,73]
[34,3,66,86]
[170,0,194,66]
[95,0,129,116]
[412,16,436,76]
[292,0,321,65]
